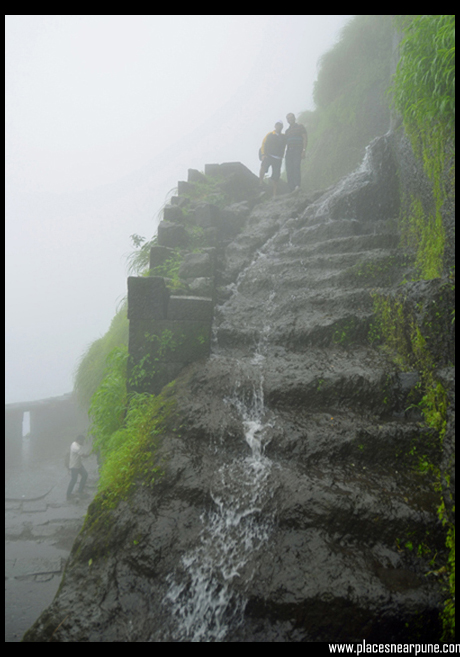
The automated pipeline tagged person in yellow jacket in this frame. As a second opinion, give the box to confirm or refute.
[259,120,286,196]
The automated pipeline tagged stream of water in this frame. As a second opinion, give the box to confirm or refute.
[161,360,274,641]
[151,134,420,641]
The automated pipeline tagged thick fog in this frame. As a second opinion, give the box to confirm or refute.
[5,15,352,404]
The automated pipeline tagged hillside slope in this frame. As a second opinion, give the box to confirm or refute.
[23,133,452,642]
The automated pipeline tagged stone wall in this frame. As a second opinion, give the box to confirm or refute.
[127,277,213,394]
[5,393,89,466]
[127,162,262,395]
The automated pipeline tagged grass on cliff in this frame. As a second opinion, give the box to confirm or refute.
[73,173,224,410]
[93,389,175,511]
[87,344,176,511]
[126,174,230,277]
[391,14,454,281]
[373,17,455,635]
[391,15,454,143]
[370,288,454,640]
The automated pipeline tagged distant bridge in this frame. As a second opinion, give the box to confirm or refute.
[5,392,89,464]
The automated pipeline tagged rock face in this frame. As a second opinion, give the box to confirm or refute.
[23,135,453,642]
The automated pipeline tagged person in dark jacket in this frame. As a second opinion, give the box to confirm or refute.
[259,120,286,196]
[285,113,308,191]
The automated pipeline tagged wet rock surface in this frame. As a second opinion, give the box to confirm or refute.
[23,136,452,642]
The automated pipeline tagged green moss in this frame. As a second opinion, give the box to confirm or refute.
[332,316,361,346]
[77,384,178,566]
[400,196,445,280]
[83,341,178,519]
[369,294,411,369]
[370,292,447,435]
[440,524,455,640]
[391,15,454,283]
[370,290,453,639]
[348,253,410,287]
[94,389,176,510]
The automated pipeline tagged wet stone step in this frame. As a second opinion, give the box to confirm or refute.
[278,232,400,257]
[287,219,377,245]
[273,467,438,543]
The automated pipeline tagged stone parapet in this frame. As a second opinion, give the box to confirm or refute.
[127,276,170,320]
[129,318,211,364]
[157,221,189,248]
[167,296,213,322]
[127,277,212,394]
[128,161,261,394]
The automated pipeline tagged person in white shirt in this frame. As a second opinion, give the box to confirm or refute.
[66,435,89,500]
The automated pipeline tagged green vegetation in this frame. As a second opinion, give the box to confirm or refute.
[440,525,455,639]
[347,253,408,287]
[126,174,230,278]
[88,345,129,450]
[92,388,174,511]
[150,247,184,289]
[125,233,154,276]
[298,15,394,193]
[391,15,454,281]
[370,288,454,639]
[128,328,185,391]
[391,15,455,147]
[71,14,455,639]
[75,176,226,514]
[332,316,362,346]
[86,344,176,513]
[384,16,455,638]
[399,196,445,280]
[74,174,224,408]
[371,293,448,436]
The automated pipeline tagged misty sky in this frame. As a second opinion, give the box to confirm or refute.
[5,14,352,404]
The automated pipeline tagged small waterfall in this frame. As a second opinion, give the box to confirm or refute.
[302,142,375,224]
[160,363,274,642]
[167,141,390,642]
[154,132,403,642]
[22,124,447,642]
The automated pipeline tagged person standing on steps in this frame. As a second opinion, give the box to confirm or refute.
[285,112,308,192]
[259,120,286,197]
[66,435,89,500]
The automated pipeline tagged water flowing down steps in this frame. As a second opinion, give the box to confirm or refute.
[152,160,442,640]
[22,136,447,643]
[194,151,442,639]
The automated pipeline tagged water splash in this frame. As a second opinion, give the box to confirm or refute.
[161,369,273,642]
[301,141,374,224]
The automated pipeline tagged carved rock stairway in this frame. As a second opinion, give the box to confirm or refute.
[22,139,448,642]
[205,163,445,640]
